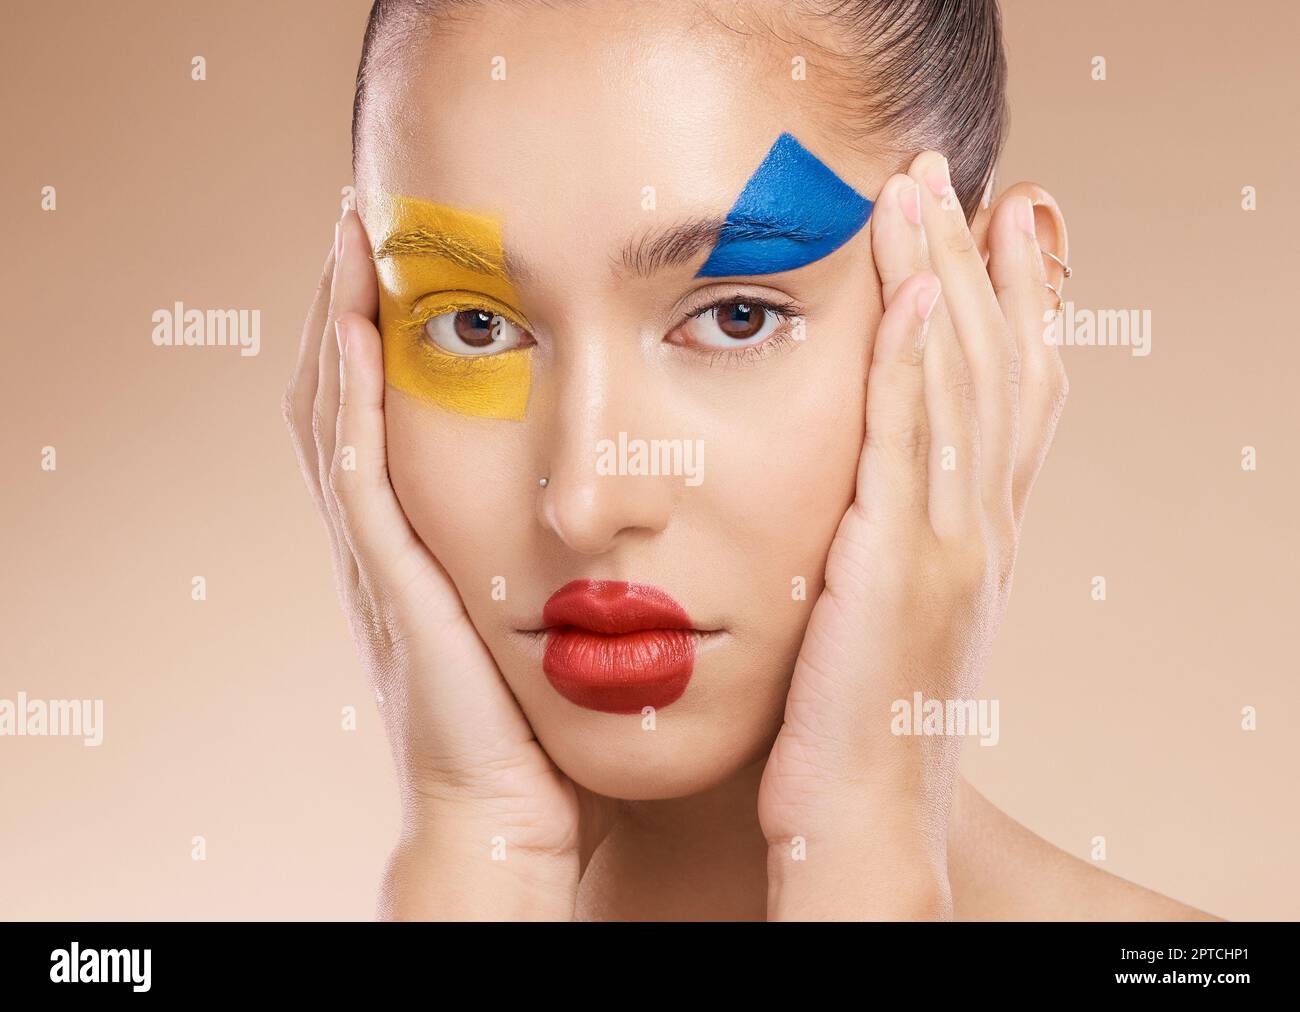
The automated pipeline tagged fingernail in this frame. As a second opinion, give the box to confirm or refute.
[1017,197,1037,238]
[916,277,942,322]
[899,181,922,226]
[925,155,952,198]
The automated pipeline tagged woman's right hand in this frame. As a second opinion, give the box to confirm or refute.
[284,208,598,920]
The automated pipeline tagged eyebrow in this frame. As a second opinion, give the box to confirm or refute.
[374,211,836,283]
[617,214,830,279]
[373,226,512,280]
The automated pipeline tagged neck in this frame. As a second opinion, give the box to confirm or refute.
[575,758,770,920]
[575,763,988,920]
[624,757,767,837]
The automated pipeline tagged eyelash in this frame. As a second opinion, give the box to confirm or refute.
[681,295,804,367]
[403,292,805,365]
[406,292,532,342]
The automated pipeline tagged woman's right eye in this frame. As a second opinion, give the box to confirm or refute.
[423,309,529,356]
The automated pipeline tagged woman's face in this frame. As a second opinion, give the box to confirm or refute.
[357,0,891,799]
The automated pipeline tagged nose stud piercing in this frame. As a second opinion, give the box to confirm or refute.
[538,477,549,488]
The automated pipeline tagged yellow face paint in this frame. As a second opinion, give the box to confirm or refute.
[370,193,531,420]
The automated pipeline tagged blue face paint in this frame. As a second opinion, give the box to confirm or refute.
[697,132,873,278]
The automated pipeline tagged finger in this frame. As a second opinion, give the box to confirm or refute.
[871,173,927,307]
[889,187,980,542]
[284,229,337,511]
[315,209,380,556]
[986,190,1070,524]
[315,209,379,595]
[910,150,1018,520]
[284,222,356,594]
[331,313,473,631]
[872,171,977,534]
[331,313,413,569]
[873,167,978,538]
[856,271,942,523]
[923,305,981,540]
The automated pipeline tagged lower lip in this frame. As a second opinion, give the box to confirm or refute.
[541,581,696,714]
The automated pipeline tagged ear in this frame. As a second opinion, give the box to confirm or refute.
[971,179,1070,289]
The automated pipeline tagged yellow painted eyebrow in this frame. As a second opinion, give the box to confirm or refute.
[374,226,507,279]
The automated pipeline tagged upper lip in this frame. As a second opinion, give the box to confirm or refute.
[541,580,696,635]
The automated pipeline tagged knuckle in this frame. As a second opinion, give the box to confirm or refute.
[866,417,930,458]
[993,534,1018,596]
[281,383,298,433]
[996,333,1021,377]
[310,405,332,446]
[957,542,992,595]
[899,332,927,369]
[1028,358,1070,418]
[327,457,349,502]
[999,550,1018,595]
[947,370,978,402]
[350,587,405,665]
[1054,364,1071,404]
[942,227,978,259]
[878,267,913,292]
[993,517,1018,559]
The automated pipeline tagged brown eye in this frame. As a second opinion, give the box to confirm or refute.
[715,301,766,340]
[453,309,500,348]
[677,298,786,351]
[424,308,528,357]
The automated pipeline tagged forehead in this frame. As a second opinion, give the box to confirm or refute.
[356,0,878,262]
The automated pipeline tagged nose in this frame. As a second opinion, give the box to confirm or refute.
[535,339,677,556]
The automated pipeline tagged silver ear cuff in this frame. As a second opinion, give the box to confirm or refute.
[1043,249,1072,278]
[1042,248,1070,314]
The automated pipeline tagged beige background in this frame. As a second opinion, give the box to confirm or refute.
[1,0,1295,920]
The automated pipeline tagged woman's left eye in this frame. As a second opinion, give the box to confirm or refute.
[679,299,786,349]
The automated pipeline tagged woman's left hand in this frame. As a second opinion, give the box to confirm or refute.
[758,151,1069,920]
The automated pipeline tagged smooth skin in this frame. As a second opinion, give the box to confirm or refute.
[286,149,1213,921]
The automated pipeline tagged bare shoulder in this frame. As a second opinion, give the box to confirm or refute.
[947,778,1221,921]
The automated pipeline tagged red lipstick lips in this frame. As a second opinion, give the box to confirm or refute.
[542,580,696,714]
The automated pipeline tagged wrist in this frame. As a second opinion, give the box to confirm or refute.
[379,805,580,921]
[767,842,952,920]
[764,805,952,921]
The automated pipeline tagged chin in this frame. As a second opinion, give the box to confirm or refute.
[525,699,783,801]
[493,620,796,799]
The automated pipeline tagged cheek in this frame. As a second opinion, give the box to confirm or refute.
[685,304,870,688]
[384,397,525,600]
[704,313,870,572]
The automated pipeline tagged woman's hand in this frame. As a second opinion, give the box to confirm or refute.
[284,209,599,920]
[758,151,1069,919]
